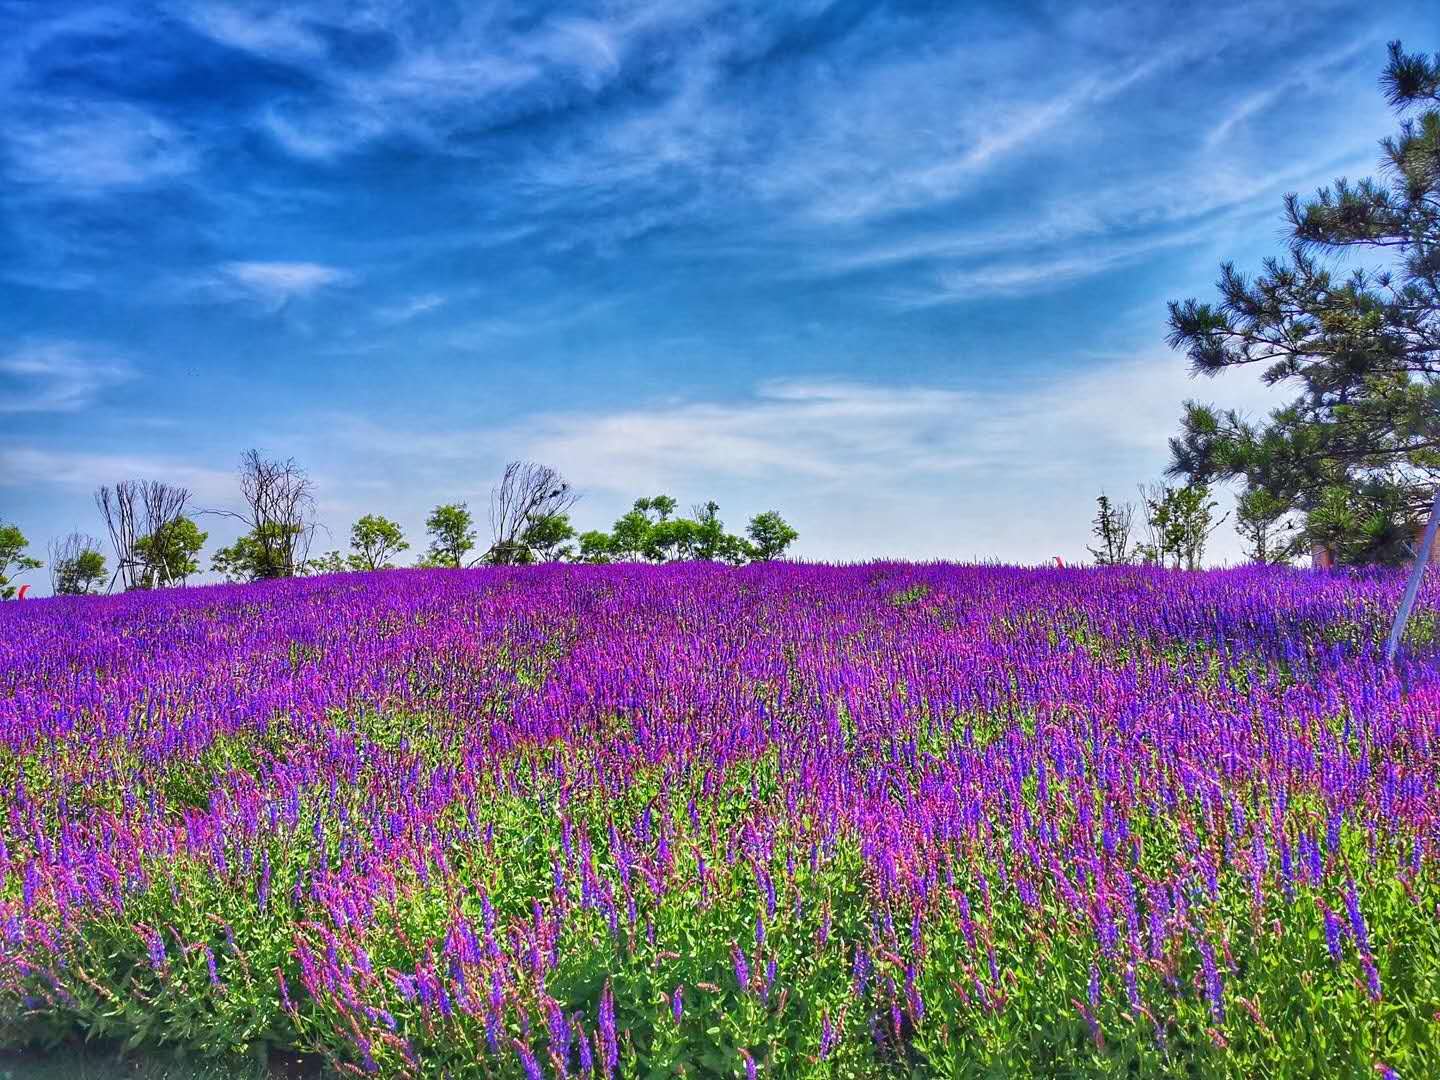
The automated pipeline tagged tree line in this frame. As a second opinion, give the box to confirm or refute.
[0,456,799,597]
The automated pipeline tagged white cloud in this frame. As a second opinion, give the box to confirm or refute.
[315,353,1290,565]
[533,360,1287,565]
[534,18,622,88]
[885,222,1222,306]
[182,1,617,161]
[3,100,195,193]
[376,293,447,324]
[203,261,352,308]
[1204,38,1377,147]
[0,341,136,413]
[791,49,1181,226]
[223,260,346,293]
[0,446,234,501]
[179,3,327,61]
[509,360,1285,497]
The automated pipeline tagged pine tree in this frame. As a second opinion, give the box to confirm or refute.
[1166,43,1440,564]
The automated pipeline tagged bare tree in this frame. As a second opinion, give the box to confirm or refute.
[219,450,318,578]
[1135,482,1168,567]
[95,480,191,590]
[486,461,578,564]
[95,484,140,590]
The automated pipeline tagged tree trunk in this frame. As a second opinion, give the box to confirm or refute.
[1385,488,1440,663]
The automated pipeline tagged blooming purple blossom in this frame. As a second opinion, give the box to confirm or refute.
[515,1040,544,1080]
[598,981,618,1078]
[1198,939,1225,1024]
[1322,904,1345,962]
[2,562,1438,1071]
[732,943,750,993]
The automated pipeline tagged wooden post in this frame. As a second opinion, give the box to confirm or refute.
[1385,488,1440,663]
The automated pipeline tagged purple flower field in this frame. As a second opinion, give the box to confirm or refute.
[2,563,1439,1077]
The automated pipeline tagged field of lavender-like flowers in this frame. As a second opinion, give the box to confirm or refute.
[2,563,1439,1078]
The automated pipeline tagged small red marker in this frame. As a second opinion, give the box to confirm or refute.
[16,585,29,600]
[1054,557,1064,568]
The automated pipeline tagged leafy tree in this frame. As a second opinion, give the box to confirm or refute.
[485,514,577,565]
[576,497,761,564]
[94,481,192,591]
[1169,485,1227,570]
[349,514,408,571]
[645,518,696,562]
[690,502,727,560]
[212,536,260,583]
[133,516,207,587]
[608,504,659,560]
[55,549,107,595]
[482,541,524,566]
[715,534,755,565]
[0,522,42,599]
[305,551,349,575]
[48,532,107,595]
[574,530,614,564]
[690,502,752,564]
[519,513,576,563]
[1087,494,1135,566]
[1235,488,1303,565]
[745,511,798,561]
[1136,484,1227,570]
[1166,42,1440,564]
[212,523,303,583]
[425,503,477,568]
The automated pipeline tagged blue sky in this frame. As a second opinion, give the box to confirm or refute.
[2,0,1434,586]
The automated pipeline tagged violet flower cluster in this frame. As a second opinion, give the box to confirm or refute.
[1,562,1438,1076]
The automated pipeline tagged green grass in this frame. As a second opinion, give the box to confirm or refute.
[0,1043,290,1080]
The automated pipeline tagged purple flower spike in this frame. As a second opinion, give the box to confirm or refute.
[598,981,618,1078]
[732,943,750,992]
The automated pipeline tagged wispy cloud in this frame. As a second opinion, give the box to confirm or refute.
[3,100,195,193]
[504,360,1287,496]
[179,3,327,61]
[313,354,1291,564]
[884,223,1223,307]
[788,50,1182,226]
[1204,38,1377,147]
[181,1,629,160]
[200,261,352,309]
[0,445,234,500]
[173,0,1187,238]
[0,341,135,413]
[376,293,447,324]
[322,353,1287,497]
[4,0,1399,305]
